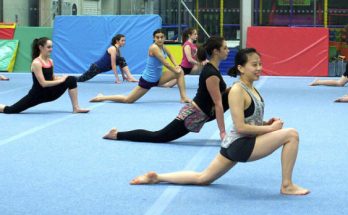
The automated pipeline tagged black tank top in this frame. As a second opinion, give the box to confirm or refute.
[193,63,227,116]
[30,58,54,93]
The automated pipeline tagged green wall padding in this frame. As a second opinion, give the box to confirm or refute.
[0,40,19,72]
[13,27,53,72]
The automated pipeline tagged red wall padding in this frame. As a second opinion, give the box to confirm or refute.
[246,27,328,76]
[0,23,16,39]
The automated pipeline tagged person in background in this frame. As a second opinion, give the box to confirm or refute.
[162,27,206,88]
[77,34,138,83]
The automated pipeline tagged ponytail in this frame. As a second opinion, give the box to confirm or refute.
[111,34,125,45]
[197,44,208,61]
[227,48,260,77]
[197,36,224,62]
[182,28,196,44]
[31,37,49,60]
[227,66,239,77]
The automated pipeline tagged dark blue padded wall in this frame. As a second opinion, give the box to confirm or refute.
[219,48,238,75]
[52,15,162,74]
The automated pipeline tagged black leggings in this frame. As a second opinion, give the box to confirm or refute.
[77,58,128,82]
[4,76,77,114]
[118,119,189,143]
[77,64,101,82]
[117,88,231,143]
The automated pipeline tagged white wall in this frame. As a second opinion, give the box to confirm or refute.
[3,0,29,26]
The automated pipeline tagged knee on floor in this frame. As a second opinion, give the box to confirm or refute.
[196,174,214,186]
[124,98,136,104]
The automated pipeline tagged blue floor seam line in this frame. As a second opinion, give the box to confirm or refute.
[0,103,105,147]
[0,86,28,95]
[144,77,268,215]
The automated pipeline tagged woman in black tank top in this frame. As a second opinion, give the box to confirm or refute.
[0,37,89,114]
[102,36,230,143]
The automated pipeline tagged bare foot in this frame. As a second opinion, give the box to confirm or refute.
[180,97,192,103]
[334,96,348,102]
[281,184,310,195]
[103,128,117,140]
[125,77,138,82]
[0,75,9,81]
[0,104,5,112]
[73,108,90,113]
[308,79,318,86]
[90,93,104,102]
[130,171,159,185]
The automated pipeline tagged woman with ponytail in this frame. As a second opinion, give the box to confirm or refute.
[162,28,205,87]
[102,36,230,144]
[77,34,138,83]
[0,37,89,114]
[180,28,205,75]
[130,48,310,196]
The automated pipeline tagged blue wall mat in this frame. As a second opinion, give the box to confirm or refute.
[220,48,238,75]
[52,15,162,74]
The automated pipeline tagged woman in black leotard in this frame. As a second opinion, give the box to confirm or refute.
[0,37,89,114]
[103,36,230,143]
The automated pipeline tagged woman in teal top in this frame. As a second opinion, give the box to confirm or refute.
[90,29,191,103]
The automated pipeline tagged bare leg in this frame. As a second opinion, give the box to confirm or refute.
[121,66,138,82]
[0,75,9,81]
[103,128,117,140]
[309,76,348,87]
[130,154,236,185]
[161,64,203,88]
[158,71,191,103]
[248,128,309,195]
[90,86,149,103]
[161,79,177,88]
[68,88,90,113]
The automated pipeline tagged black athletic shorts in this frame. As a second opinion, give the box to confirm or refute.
[220,136,256,162]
